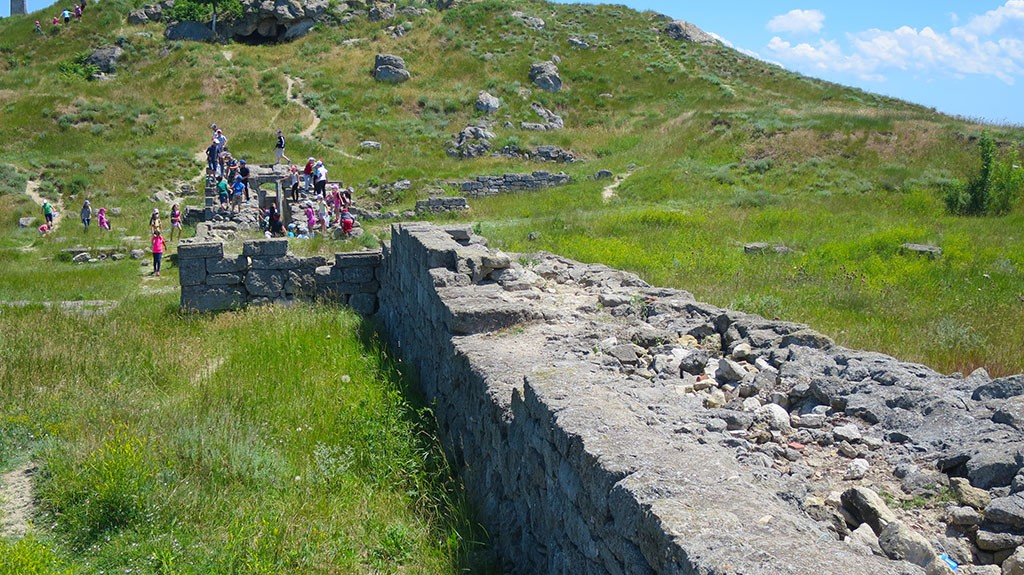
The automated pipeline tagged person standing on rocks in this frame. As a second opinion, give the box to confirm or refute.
[283,163,300,202]
[205,139,219,176]
[80,200,91,232]
[303,157,315,194]
[274,130,290,165]
[238,160,251,202]
[150,229,165,276]
[314,160,328,196]
[216,175,229,210]
[231,175,245,214]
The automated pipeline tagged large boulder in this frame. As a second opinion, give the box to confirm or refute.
[86,46,124,74]
[374,53,411,83]
[475,91,500,114]
[529,61,562,92]
[664,20,718,45]
[165,21,216,41]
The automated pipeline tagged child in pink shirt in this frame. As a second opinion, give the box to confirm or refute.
[151,230,165,276]
[97,207,111,231]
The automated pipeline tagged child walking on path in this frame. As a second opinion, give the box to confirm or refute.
[150,208,161,232]
[151,230,165,276]
[169,204,182,242]
[80,200,91,232]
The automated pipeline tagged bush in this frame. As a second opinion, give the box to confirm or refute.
[945,133,1021,215]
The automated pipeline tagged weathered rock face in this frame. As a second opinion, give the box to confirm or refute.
[223,0,328,42]
[529,60,562,92]
[373,53,411,83]
[664,19,719,45]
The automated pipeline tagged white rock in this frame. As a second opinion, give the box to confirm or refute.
[742,397,762,412]
[834,424,863,443]
[845,458,870,480]
[755,403,792,432]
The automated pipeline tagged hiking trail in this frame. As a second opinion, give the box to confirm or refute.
[0,463,37,539]
[286,75,321,138]
[602,169,636,202]
[24,178,62,230]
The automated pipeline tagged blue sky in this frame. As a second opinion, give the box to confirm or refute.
[548,0,1024,125]
[4,0,1022,125]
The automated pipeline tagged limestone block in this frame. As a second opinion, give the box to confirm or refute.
[206,273,242,286]
[343,266,376,284]
[250,255,302,270]
[242,239,289,257]
[349,293,377,315]
[178,242,223,259]
[207,255,248,274]
[335,251,383,268]
[181,285,244,312]
[244,269,286,297]
[178,257,207,286]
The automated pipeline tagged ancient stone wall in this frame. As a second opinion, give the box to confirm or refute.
[180,225,1024,575]
[458,170,571,197]
[177,239,380,314]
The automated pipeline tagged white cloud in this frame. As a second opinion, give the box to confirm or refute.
[767,9,826,35]
[765,1,1024,86]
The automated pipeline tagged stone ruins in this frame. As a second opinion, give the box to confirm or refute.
[179,223,1024,575]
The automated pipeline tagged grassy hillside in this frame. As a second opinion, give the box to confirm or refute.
[0,0,1022,570]
[0,0,1020,374]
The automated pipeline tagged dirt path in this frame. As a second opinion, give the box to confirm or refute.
[24,178,62,230]
[285,75,321,138]
[0,463,37,538]
[602,169,636,202]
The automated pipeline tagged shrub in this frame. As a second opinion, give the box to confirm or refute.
[944,133,1021,215]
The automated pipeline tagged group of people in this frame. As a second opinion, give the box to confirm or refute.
[36,0,87,34]
[203,123,358,238]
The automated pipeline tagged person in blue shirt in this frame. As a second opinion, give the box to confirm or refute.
[231,176,245,214]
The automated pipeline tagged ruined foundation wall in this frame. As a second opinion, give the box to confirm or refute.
[181,226,1024,575]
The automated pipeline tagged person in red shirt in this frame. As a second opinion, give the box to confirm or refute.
[151,230,165,276]
[303,157,315,195]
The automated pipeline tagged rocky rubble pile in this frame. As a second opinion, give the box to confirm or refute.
[455,248,1024,574]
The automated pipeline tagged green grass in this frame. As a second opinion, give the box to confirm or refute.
[0,297,494,573]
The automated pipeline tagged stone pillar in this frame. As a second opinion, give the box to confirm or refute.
[11,0,27,15]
